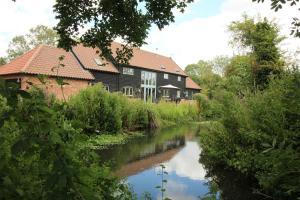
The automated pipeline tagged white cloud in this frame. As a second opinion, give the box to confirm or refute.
[0,0,56,56]
[143,0,300,68]
[1,0,299,67]
[164,141,207,181]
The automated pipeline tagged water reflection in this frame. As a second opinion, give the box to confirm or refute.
[166,141,206,181]
[99,125,209,200]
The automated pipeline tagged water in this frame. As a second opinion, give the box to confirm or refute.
[99,125,211,200]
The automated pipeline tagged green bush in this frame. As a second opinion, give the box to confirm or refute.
[66,84,122,134]
[199,71,300,199]
[0,87,133,199]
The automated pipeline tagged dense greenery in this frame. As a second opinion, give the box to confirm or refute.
[0,83,134,199]
[192,16,300,200]
[0,80,198,199]
[65,84,199,134]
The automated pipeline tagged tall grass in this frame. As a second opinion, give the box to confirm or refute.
[63,84,199,135]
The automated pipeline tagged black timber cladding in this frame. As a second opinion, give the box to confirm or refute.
[91,71,118,92]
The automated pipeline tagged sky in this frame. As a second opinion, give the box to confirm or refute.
[0,0,299,68]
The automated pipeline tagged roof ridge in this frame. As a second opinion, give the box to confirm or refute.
[21,44,44,72]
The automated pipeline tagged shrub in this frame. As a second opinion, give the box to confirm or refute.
[66,84,122,135]
[199,71,300,200]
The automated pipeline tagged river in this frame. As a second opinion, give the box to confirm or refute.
[99,125,212,200]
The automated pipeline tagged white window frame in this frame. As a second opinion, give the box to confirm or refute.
[104,85,110,92]
[123,67,134,75]
[162,89,170,98]
[122,86,133,96]
[177,76,181,81]
[177,90,181,98]
[164,73,169,79]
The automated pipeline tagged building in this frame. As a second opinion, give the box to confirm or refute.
[0,42,201,100]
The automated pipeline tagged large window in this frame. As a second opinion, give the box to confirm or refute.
[162,89,170,98]
[164,73,169,79]
[123,67,134,75]
[122,86,133,96]
[141,71,157,102]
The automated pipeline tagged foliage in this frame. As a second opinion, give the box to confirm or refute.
[65,83,198,135]
[53,0,193,62]
[229,16,285,88]
[185,59,223,97]
[0,57,7,65]
[6,25,59,60]
[155,100,199,125]
[199,71,300,200]
[66,84,122,134]
[196,15,299,200]
[0,84,134,199]
[252,0,300,37]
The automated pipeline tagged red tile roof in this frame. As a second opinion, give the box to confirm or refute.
[72,44,119,73]
[186,77,201,90]
[111,42,187,76]
[0,45,94,80]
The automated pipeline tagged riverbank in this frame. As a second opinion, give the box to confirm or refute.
[0,80,201,199]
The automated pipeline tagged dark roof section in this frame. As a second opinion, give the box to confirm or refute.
[0,45,94,80]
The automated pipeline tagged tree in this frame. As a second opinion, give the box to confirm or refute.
[185,60,222,98]
[6,25,59,60]
[52,0,193,62]
[0,57,7,66]
[229,16,285,87]
[252,0,300,38]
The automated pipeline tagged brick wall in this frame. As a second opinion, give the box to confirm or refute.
[21,75,89,100]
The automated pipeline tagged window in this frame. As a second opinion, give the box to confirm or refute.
[123,67,134,75]
[177,76,181,81]
[164,73,169,79]
[122,87,133,96]
[104,85,109,92]
[162,89,170,98]
[177,90,181,98]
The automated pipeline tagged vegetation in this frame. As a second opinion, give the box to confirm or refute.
[4,25,59,61]
[0,83,134,199]
[52,0,193,62]
[0,78,198,199]
[253,0,300,38]
[192,16,300,200]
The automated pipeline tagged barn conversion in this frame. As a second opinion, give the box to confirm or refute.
[0,42,201,101]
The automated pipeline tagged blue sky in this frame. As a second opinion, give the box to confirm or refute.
[0,0,299,67]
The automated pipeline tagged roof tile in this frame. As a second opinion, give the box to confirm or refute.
[111,42,187,76]
[72,45,119,73]
[186,77,201,90]
[0,45,94,80]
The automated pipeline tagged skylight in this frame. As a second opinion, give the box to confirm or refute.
[94,58,102,66]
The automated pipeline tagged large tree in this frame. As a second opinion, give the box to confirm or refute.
[229,16,285,87]
[52,0,193,62]
[6,25,59,61]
